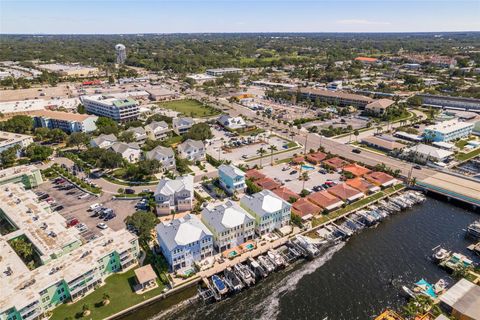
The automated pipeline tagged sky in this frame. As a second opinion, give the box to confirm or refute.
[1,0,479,34]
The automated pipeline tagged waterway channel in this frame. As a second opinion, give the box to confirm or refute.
[120,198,479,320]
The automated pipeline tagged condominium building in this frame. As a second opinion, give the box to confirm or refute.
[31,110,98,133]
[205,68,242,77]
[417,94,480,111]
[218,164,246,194]
[0,183,139,320]
[0,165,43,189]
[295,87,374,108]
[177,139,205,162]
[0,131,33,155]
[423,119,474,142]
[156,214,213,271]
[154,175,194,215]
[80,94,139,122]
[201,201,255,252]
[240,190,291,235]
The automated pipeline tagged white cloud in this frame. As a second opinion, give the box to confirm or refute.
[336,19,391,26]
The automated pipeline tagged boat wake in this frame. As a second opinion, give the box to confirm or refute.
[256,242,345,320]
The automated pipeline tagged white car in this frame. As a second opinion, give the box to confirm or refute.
[97,223,108,230]
[75,223,88,232]
[89,203,101,211]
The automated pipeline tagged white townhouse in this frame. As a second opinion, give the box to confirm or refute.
[172,117,194,135]
[125,126,147,142]
[177,139,205,162]
[144,121,170,140]
[109,142,141,163]
[154,175,194,215]
[240,190,291,236]
[90,133,117,149]
[145,146,176,171]
[201,201,255,252]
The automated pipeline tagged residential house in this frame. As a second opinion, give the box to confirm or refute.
[346,178,380,194]
[144,121,170,140]
[272,187,300,203]
[322,157,350,171]
[307,190,344,212]
[154,175,194,215]
[172,117,194,135]
[201,201,255,252]
[218,164,246,194]
[125,127,147,142]
[343,163,371,177]
[364,172,398,188]
[306,151,327,164]
[240,190,291,235]
[177,139,205,162]
[145,146,176,171]
[438,278,480,320]
[292,198,322,220]
[245,169,266,181]
[326,183,364,203]
[254,177,281,191]
[90,134,117,149]
[156,214,213,271]
[109,142,141,163]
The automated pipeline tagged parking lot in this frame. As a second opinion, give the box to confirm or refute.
[36,179,138,240]
[206,127,293,163]
[260,163,341,193]
[303,115,369,131]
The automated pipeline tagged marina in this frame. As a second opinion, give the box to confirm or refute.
[120,196,479,320]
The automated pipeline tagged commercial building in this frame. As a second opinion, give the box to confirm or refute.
[218,164,246,194]
[0,183,139,320]
[423,120,474,142]
[206,68,242,77]
[177,139,205,162]
[361,136,407,152]
[418,94,480,111]
[0,131,33,155]
[240,190,291,236]
[201,201,255,252]
[439,278,480,320]
[154,175,194,215]
[147,87,178,101]
[295,88,374,108]
[172,117,194,135]
[38,63,99,77]
[0,165,43,189]
[156,214,213,271]
[404,144,454,163]
[31,110,98,133]
[145,146,176,171]
[80,95,139,122]
[144,121,170,140]
[217,115,247,130]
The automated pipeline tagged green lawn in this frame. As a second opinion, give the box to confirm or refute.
[455,139,469,149]
[158,99,220,118]
[161,134,183,147]
[51,268,165,320]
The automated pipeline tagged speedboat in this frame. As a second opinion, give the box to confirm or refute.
[402,285,417,299]
[258,255,275,273]
[224,267,243,291]
[432,247,450,262]
[467,220,480,239]
[434,279,448,294]
[211,275,228,295]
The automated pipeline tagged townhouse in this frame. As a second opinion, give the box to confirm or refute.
[218,164,246,194]
[145,146,176,171]
[154,175,194,215]
[177,139,205,162]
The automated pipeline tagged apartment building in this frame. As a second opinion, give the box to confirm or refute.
[295,87,374,108]
[156,214,213,271]
[240,190,291,235]
[0,131,33,155]
[423,119,474,142]
[31,110,98,133]
[0,165,43,189]
[201,201,255,252]
[418,94,480,111]
[80,94,139,122]
[154,175,194,215]
[205,68,242,77]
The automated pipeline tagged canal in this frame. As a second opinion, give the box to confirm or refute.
[121,198,479,320]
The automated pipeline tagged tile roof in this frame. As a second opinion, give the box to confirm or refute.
[322,157,350,169]
[245,169,266,181]
[306,152,327,164]
[364,171,396,186]
[255,177,281,190]
[343,163,371,177]
[307,190,343,209]
[272,187,299,202]
[292,198,322,217]
[326,183,364,201]
[345,178,379,193]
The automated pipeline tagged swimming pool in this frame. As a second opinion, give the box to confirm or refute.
[245,243,255,250]
[301,164,315,171]
[228,251,238,257]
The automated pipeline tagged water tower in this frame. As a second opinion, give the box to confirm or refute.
[115,44,127,64]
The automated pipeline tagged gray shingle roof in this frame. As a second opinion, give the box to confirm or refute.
[146,146,174,161]
[201,201,254,234]
[156,214,212,251]
[178,139,204,153]
[154,175,193,197]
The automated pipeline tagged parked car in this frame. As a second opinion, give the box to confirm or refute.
[289,170,298,175]
[125,188,135,194]
[414,165,422,170]
[352,148,362,154]
[89,203,101,211]
[66,218,79,228]
[97,223,108,230]
[52,205,64,211]
[75,223,88,233]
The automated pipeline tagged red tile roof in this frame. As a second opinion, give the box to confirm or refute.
[345,178,377,193]
[307,190,343,209]
[355,57,378,63]
[306,152,327,164]
[292,198,322,217]
[322,157,350,170]
[246,169,266,181]
[292,156,305,164]
[364,171,396,186]
[343,163,371,177]
[272,187,299,202]
[255,177,281,190]
[326,183,364,201]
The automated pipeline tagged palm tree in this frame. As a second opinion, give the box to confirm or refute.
[268,145,277,165]
[301,171,309,190]
[353,129,359,141]
[256,147,267,168]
